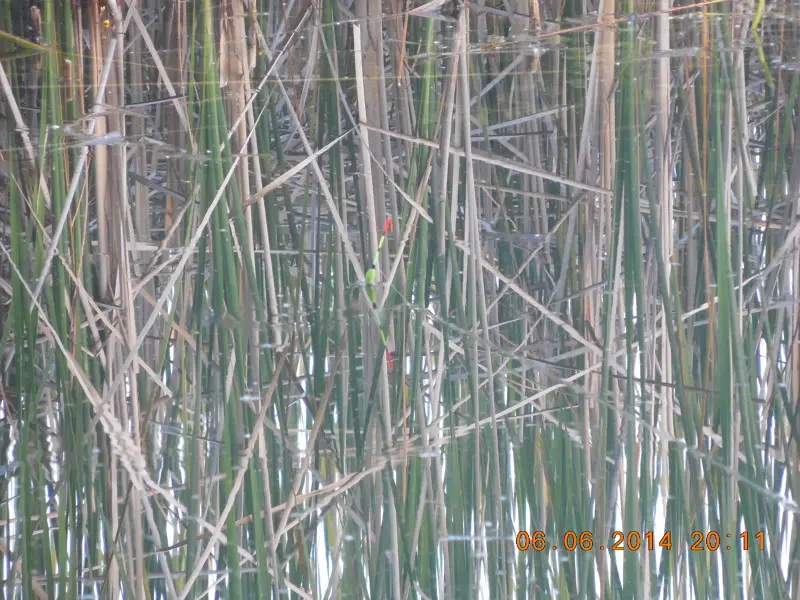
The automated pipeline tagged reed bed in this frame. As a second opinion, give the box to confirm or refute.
[0,0,798,598]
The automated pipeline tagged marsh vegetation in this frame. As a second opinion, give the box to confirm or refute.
[0,0,799,598]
